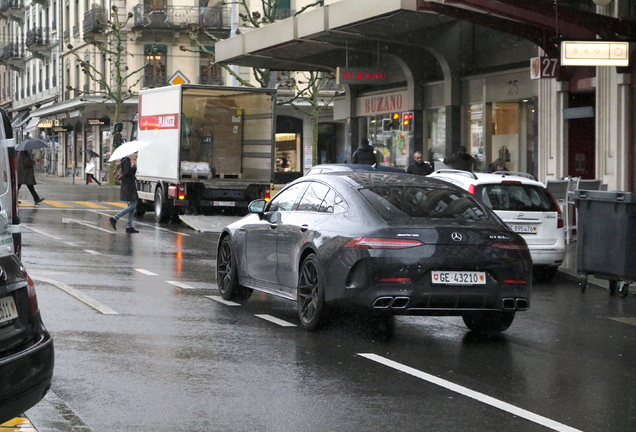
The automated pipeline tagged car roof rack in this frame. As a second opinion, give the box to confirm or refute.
[493,171,537,181]
[432,169,478,180]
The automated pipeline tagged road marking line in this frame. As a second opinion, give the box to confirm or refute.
[30,274,119,315]
[73,201,109,209]
[84,249,101,255]
[42,200,74,208]
[166,280,194,289]
[255,314,296,327]
[607,316,636,326]
[358,353,582,432]
[64,242,78,247]
[205,295,241,306]
[62,217,113,233]
[22,225,62,240]
[135,269,158,276]
[105,201,128,208]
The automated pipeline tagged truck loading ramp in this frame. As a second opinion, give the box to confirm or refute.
[179,215,243,233]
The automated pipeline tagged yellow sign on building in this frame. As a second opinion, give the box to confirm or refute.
[168,71,190,85]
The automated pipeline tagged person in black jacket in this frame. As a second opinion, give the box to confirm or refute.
[351,138,377,165]
[407,151,433,175]
[109,152,139,233]
[443,146,478,172]
[17,151,44,204]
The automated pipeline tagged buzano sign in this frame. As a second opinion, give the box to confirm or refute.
[338,68,389,84]
[356,90,414,117]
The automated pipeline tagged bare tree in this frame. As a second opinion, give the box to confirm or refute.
[66,5,147,131]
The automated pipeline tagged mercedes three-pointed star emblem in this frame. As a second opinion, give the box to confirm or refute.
[451,232,463,242]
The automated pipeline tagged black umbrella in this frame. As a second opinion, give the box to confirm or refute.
[16,138,49,152]
[82,149,100,158]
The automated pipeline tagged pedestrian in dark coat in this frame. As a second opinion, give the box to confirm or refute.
[17,151,44,204]
[443,146,478,172]
[351,138,377,165]
[109,153,139,233]
[407,151,433,176]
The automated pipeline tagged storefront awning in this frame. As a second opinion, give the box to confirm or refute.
[10,110,29,128]
[23,117,40,137]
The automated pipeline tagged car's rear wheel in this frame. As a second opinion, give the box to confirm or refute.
[297,254,327,331]
[462,311,515,333]
[217,236,252,302]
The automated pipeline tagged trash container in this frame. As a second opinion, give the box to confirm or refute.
[575,190,636,296]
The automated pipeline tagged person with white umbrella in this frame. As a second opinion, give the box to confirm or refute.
[108,150,141,233]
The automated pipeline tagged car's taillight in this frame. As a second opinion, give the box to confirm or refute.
[26,274,39,314]
[343,238,424,249]
[546,192,565,229]
[178,184,185,200]
[502,180,522,184]
[490,242,529,251]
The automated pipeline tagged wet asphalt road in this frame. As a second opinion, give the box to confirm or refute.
[16,181,636,432]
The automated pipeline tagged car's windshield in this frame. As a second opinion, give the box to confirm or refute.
[359,186,494,223]
[475,184,557,212]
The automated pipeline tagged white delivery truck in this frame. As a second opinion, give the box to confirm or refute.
[130,85,277,222]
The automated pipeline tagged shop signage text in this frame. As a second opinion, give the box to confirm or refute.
[338,67,389,85]
[37,119,60,128]
[561,41,629,66]
[139,113,180,130]
[356,90,413,116]
[87,118,110,126]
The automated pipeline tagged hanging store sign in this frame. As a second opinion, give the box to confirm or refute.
[356,89,413,117]
[561,41,629,66]
[37,119,60,128]
[87,118,110,126]
[53,125,72,132]
[338,67,389,84]
[530,57,559,79]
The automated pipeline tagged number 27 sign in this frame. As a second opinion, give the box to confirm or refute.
[530,57,559,80]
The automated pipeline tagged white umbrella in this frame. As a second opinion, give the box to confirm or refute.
[108,141,150,162]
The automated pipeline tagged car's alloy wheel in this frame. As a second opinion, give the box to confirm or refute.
[297,254,326,331]
[462,310,515,333]
[217,236,252,301]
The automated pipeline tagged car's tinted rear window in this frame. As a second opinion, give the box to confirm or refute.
[475,184,557,212]
[360,186,495,223]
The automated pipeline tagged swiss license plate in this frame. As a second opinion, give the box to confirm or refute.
[431,271,486,285]
[510,224,538,234]
[213,201,236,207]
[0,296,18,325]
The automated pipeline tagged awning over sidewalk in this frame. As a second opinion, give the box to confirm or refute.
[10,109,29,128]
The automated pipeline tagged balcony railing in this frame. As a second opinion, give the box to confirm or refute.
[143,75,167,88]
[1,42,24,61]
[0,0,25,20]
[133,5,231,31]
[26,27,52,48]
[83,8,107,34]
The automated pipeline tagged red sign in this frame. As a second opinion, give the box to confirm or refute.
[139,113,180,130]
[339,68,389,84]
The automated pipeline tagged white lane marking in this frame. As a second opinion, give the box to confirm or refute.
[358,353,582,432]
[62,217,113,233]
[84,249,101,255]
[30,274,119,315]
[64,242,78,247]
[166,280,194,289]
[94,211,191,236]
[255,314,296,327]
[607,317,636,326]
[205,295,241,306]
[135,269,158,276]
[22,225,62,240]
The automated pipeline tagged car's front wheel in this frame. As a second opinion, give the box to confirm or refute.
[217,236,252,302]
[297,254,327,331]
[462,311,515,333]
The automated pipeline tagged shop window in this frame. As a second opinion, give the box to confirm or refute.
[366,113,411,169]
[275,133,298,172]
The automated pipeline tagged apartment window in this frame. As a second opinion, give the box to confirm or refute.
[144,45,167,88]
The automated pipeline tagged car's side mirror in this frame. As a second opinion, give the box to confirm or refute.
[248,199,267,219]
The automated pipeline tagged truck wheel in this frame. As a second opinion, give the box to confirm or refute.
[154,187,171,223]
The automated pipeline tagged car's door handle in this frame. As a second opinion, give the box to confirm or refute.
[300,224,309,232]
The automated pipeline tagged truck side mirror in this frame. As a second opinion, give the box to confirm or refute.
[114,122,123,133]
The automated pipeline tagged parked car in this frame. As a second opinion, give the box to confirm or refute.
[217,172,532,333]
[0,108,54,424]
[306,163,405,175]
[428,169,565,282]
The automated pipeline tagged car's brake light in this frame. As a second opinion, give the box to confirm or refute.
[26,274,39,314]
[502,180,522,184]
[178,184,185,200]
[546,192,565,229]
[504,279,528,284]
[490,242,528,251]
[344,238,424,249]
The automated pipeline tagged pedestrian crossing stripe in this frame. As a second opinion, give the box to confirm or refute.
[18,200,127,209]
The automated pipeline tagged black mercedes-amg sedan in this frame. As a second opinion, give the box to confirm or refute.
[217,172,532,333]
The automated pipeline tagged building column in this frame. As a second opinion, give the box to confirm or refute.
[538,78,568,181]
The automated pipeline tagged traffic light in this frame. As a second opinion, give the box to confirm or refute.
[390,112,400,129]
[402,112,414,129]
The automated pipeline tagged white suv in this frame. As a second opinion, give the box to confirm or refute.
[428,169,565,282]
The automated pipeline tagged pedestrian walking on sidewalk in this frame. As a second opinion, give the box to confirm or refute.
[109,152,139,234]
[17,150,44,204]
[85,157,102,185]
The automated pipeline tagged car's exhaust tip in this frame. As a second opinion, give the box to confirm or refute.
[373,296,410,309]
[502,297,529,311]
